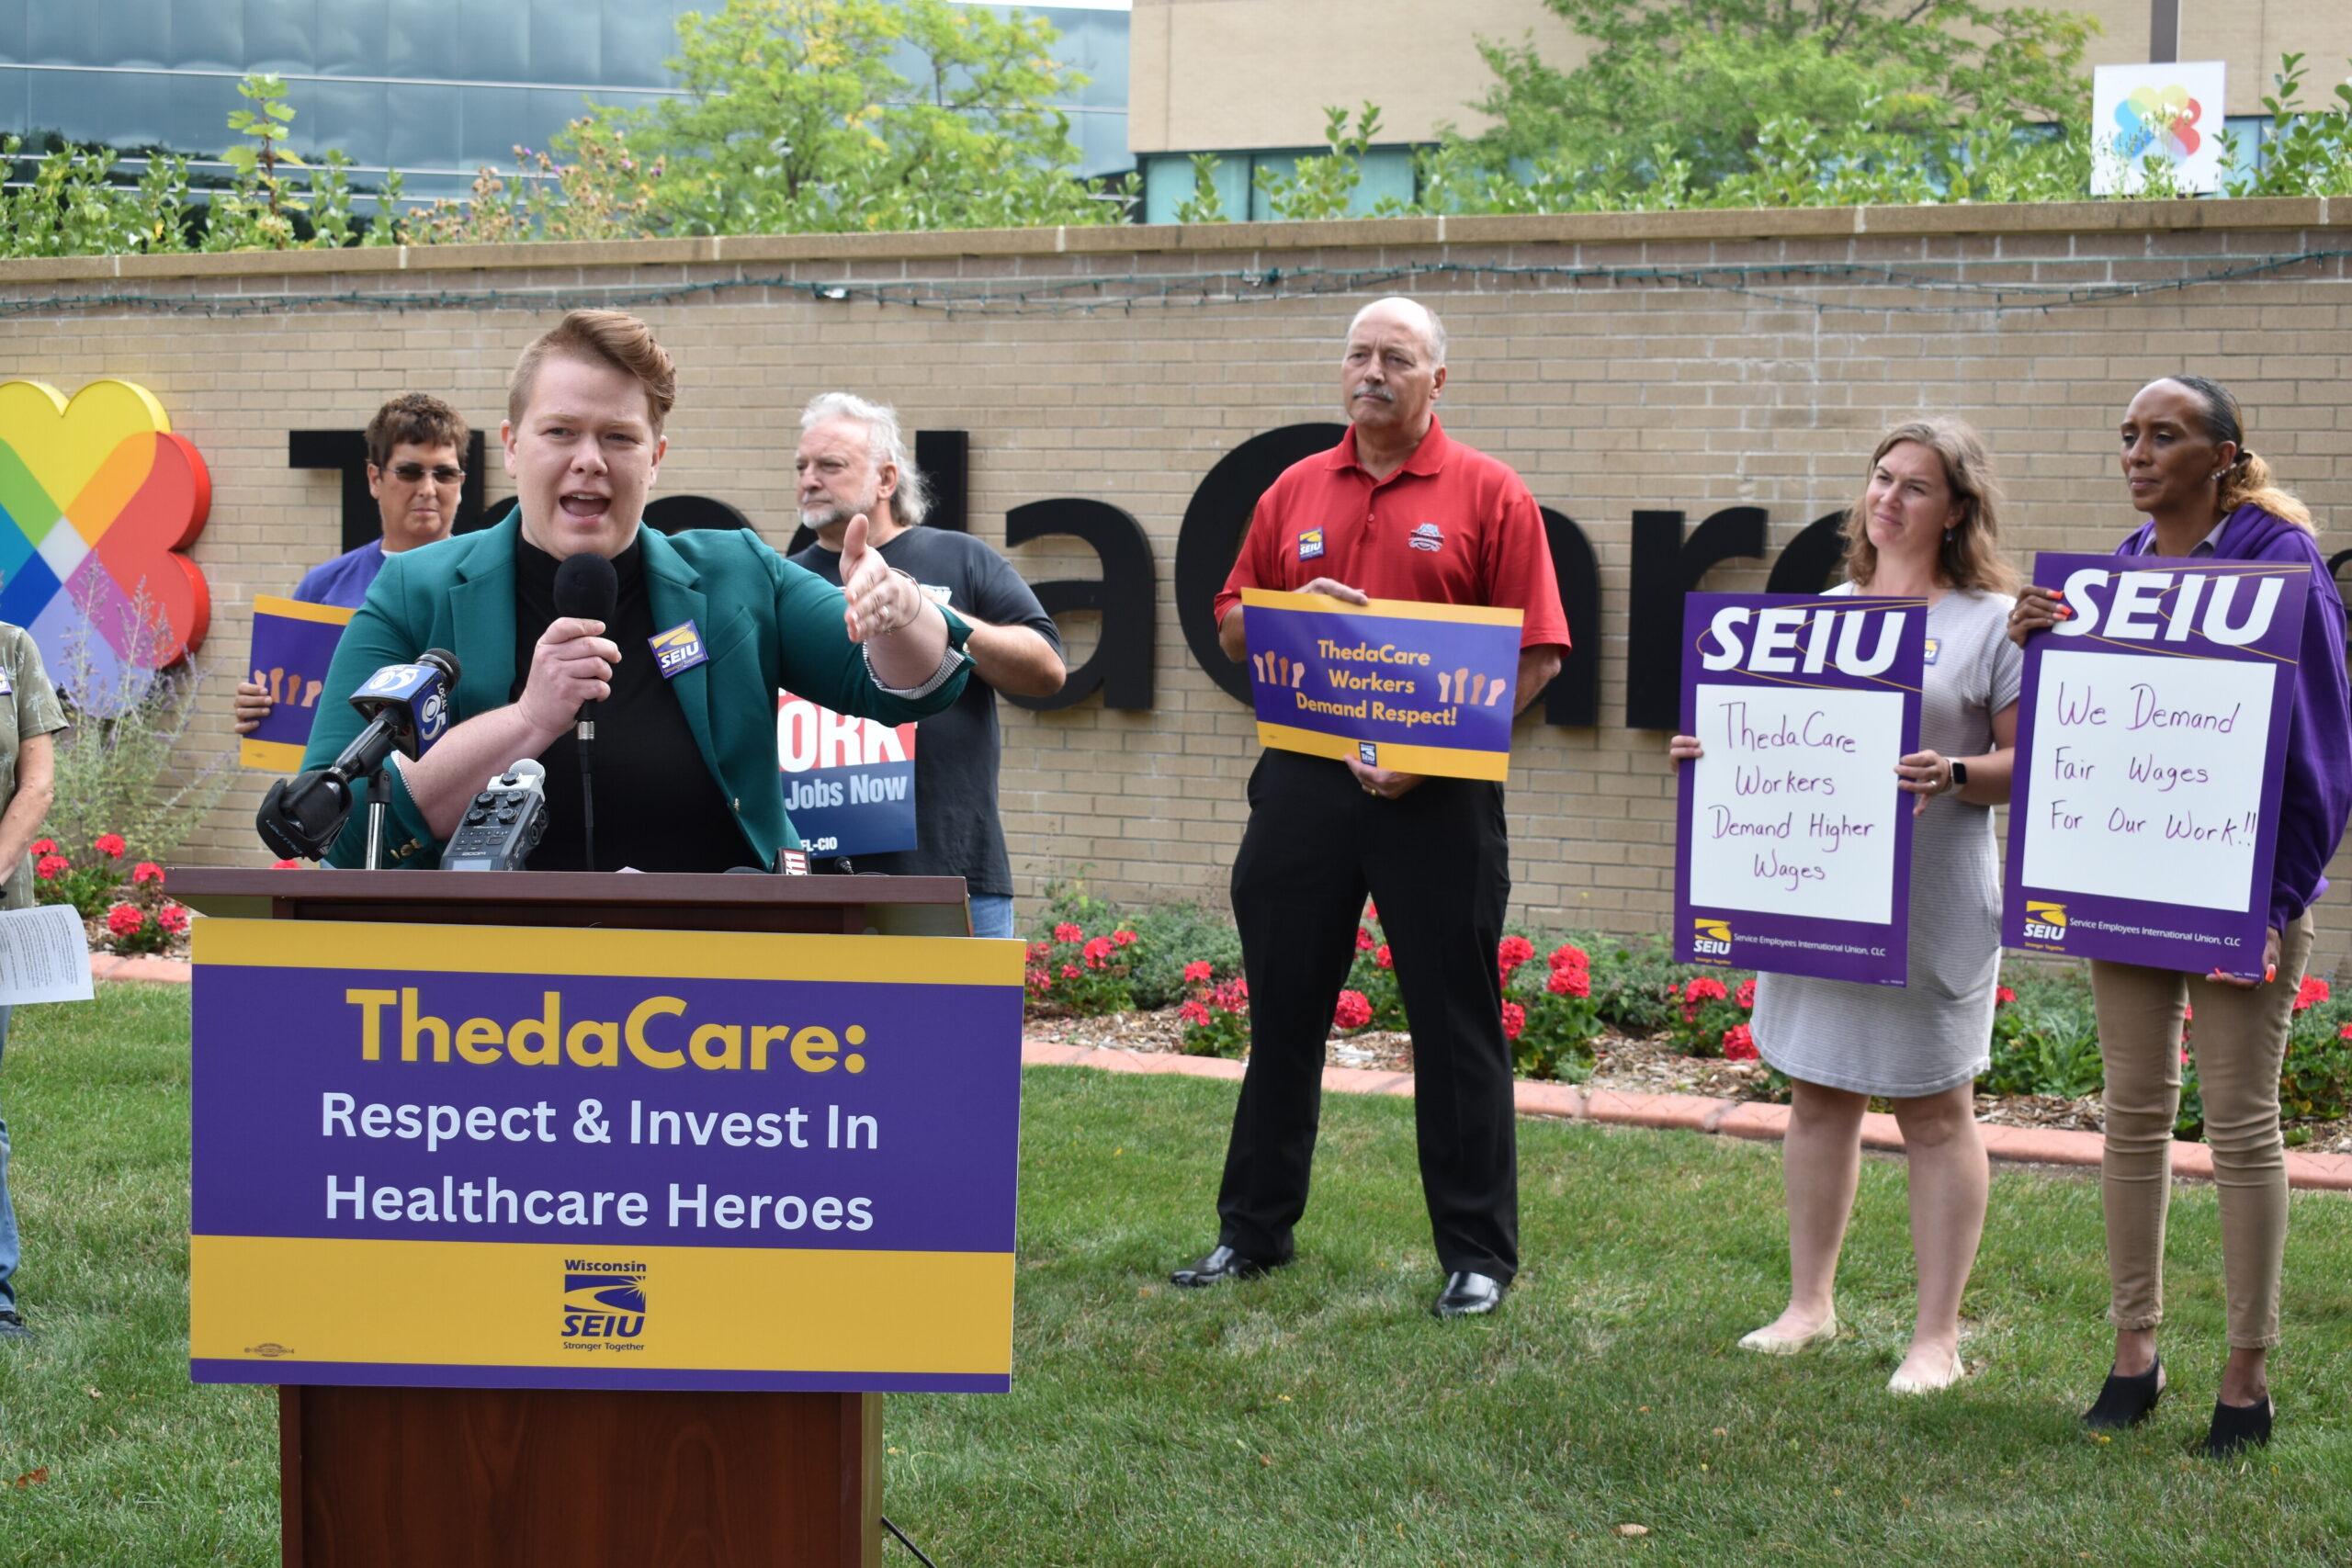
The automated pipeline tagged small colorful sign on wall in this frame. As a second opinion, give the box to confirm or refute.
[0,379,212,705]
[1238,588,1524,781]
[2092,62,2226,196]
[2003,554,2305,977]
[188,919,1026,1393]
[241,595,357,772]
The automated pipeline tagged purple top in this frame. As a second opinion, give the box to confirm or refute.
[2119,504,2352,933]
[292,542,389,609]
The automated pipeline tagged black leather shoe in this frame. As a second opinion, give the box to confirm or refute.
[2082,1358,2165,1428]
[2200,1396,2273,1458]
[1170,1246,1283,1288]
[1432,1270,1507,1318]
[0,1311,31,1342]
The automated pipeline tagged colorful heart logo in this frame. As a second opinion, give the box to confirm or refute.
[0,379,212,705]
[2115,85,2202,161]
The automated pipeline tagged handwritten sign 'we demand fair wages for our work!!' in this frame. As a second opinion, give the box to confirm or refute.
[2005,555,2307,976]
[1676,594,1926,986]
[1238,589,1524,781]
[187,920,1024,1393]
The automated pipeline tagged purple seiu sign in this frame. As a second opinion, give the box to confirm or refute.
[1675,593,1926,986]
[240,594,355,773]
[2004,553,2307,977]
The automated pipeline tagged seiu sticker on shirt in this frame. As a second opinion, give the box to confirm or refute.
[1922,637,1941,666]
[650,621,709,678]
[775,692,918,857]
[1297,528,1325,561]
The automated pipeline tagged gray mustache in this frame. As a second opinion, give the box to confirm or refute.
[1351,383,1395,402]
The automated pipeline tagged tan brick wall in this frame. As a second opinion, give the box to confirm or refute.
[3,201,2350,968]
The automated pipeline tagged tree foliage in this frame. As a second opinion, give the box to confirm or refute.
[614,0,1122,233]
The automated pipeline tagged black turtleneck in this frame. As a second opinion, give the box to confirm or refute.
[509,534,749,873]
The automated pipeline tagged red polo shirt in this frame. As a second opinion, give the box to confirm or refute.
[1214,417,1571,651]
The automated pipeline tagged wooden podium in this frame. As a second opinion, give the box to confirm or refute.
[175,868,973,1568]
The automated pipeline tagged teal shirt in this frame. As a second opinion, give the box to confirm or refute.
[300,516,971,869]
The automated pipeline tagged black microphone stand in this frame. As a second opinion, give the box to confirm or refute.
[362,760,392,870]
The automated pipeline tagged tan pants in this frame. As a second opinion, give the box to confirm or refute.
[2090,912,2313,1349]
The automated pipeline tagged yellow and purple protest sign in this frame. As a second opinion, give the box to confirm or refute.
[1239,589,1524,781]
[189,920,1025,1393]
[240,594,357,773]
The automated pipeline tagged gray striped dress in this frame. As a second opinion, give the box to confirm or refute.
[1751,586,2024,1098]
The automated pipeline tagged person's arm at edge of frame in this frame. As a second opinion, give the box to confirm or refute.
[0,731,55,871]
[963,617,1064,698]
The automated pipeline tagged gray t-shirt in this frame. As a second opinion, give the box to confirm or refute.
[788,527,1061,896]
[0,626,68,910]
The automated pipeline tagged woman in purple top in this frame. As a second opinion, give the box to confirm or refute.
[2013,375,2352,1458]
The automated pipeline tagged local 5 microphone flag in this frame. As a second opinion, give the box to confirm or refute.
[188,920,1024,1393]
[239,594,356,772]
[775,691,917,858]
[1675,593,1926,986]
[2004,554,2307,977]
[1239,588,1523,781]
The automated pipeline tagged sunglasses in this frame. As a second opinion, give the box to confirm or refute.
[384,463,466,485]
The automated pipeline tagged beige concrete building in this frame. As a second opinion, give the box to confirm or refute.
[1,198,2346,967]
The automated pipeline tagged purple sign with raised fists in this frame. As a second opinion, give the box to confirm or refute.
[2003,553,2307,977]
[1675,592,1926,986]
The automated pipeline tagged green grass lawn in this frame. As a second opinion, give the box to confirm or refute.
[3,989,2349,1565]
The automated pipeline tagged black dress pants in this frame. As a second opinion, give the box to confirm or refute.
[1216,749,1519,1281]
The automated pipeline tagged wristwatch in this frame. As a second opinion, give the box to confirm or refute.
[1949,760,1970,790]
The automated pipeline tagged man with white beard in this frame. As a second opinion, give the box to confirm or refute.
[787,393,1065,938]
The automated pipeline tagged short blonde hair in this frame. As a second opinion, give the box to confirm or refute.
[508,310,677,434]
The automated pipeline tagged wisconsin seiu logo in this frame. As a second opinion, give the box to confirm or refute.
[1408,523,1443,553]
[1691,918,1735,958]
[1297,527,1325,561]
[650,620,708,679]
[2022,901,2068,944]
[562,1263,648,1341]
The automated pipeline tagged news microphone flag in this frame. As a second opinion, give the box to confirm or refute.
[241,595,356,773]
[1238,589,1523,781]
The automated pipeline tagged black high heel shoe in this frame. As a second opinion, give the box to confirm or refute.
[2082,1358,2165,1428]
[2199,1396,2273,1458]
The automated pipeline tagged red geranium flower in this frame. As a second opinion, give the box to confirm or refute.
[2339,1022,2352,1042]
[1364,900,1377,921]
[35,854,67,881]
[2294,976,2330,1012]
[1684,976,1728,1004]
[1113,929,1137,947]
[1548,942,1589,973]
[1498,935,1535,972]
[1060,963,1080,979]
[105,904,146,938]
[28,839,53,856]
[270,858,301,870]
[1183,960,1214,984]
[1735,977,1757,1010]
[1053,922,1083,943]
[1081,936,1115,968]
[94,834,126,860]
[1722,1023,1758,1061]
[132,862,165,886]
[1996,985,2018,1005]
[1180,1000,1212,1027]
[1333,990,1373,1031]
[1547,966,1590,998]
[1374,943,1393,970]
[156,902,189,935]
[1355,926,1375,952]
[1501,1001,1526,1041]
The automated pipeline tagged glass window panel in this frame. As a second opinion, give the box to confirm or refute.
[2223,114,2267,183]
[597,0,676,90]
[385,77,460,171]
[528,0,597,85]
[297,73,381,160]
[445,0,523,82]
[171,0,244,73]
[243,0,316,74]
[457,82,529,170]
[28,2,107,65]
[78,1,175,70]
[1140,153,1186,226]
[315,0,376,76]
[0,1,28,68]
[28,69,152,146]
[165,68,240,155]
[0,67,27,138]
[1357,147,1415,213]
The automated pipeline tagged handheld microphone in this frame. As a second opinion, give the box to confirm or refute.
[254,649,463,864]
[552,552,618,871]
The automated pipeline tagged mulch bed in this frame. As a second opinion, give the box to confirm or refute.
[1023,1009,2352,1156]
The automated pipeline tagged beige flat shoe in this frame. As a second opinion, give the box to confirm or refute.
[1736,1313,1838,1355]
[1887,1348,1966,1395]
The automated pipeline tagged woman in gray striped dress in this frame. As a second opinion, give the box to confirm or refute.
[1670,418,2021,1394]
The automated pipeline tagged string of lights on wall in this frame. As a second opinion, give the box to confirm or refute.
[0,248,2343,322]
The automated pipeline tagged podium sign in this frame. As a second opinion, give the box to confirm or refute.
[190,919,1023,1393]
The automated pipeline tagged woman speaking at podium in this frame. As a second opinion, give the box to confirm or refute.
[1672,418,2021,1396]
[298,311,971,873]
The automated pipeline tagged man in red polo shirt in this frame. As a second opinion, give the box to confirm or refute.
[1173,296,1569,1318]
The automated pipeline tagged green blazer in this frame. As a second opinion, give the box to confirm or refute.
[300,515,971,869]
